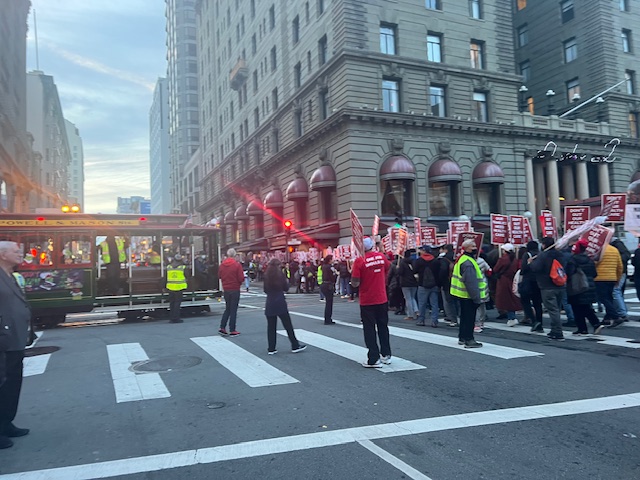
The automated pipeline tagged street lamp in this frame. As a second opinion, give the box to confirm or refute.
[458,214,470,221]
[596,96,605,123]
[546,89,556,116]
[519,85,529,113]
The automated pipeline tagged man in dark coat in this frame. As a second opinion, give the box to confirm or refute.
[565,239,604,335]
[414,245,440,327]
[0,241,32,449]
[520,240,543,329]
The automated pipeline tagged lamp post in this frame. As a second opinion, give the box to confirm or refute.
[570,93,581,119]
[596,96,605,123]
[546,89,556,116]
[458,214,470,222]
[519,85,529,113]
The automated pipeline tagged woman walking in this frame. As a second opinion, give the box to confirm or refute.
[320,255,336,325]
[263,258,307,354]
[566,239,604,335]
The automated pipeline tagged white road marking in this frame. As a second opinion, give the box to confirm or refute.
[281,329,425,372]
[3,392,640,480]
[357,439,433,480]
[192,336,298,387]
[484,322,640,349]
[106,343,171,403]
[23,354,51,377]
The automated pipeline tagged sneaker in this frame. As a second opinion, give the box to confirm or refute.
[547,332,565,341]
[474,326,483,333]
[292,344,307,353]
[608,318,626,328]
[458,340,465,345]
[362,361,383,368]
[218,328,228,335]
[506,319,518,327]
[464,340,483,348]
[530,322,543,333]
[268,350,277,355]
[431,322,439,328]
[348,299,355,302]
[403,316,413,321]
[572,330,588,335]
[229,331,241,336]
[380,355,392,364]
[319,299,325,302]
[415,321,426,326]
[593,323,604,335]
[448,321,459,327]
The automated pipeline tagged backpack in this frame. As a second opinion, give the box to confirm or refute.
[550,258,567,286]
[422,262,437,288]
[512,269,522,297]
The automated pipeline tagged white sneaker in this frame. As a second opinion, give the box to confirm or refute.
[507,319,518,327]
[380,355,392,364]
[362,360,383,368]
[474,326,483,333]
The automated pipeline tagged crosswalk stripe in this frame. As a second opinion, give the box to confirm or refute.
[23,354,51,377]
[282,329,425,372]
[483,322,640,349]
[192,336,299,387]
[106,343,171,403]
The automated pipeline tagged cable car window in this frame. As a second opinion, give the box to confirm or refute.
[21,235,54,267]
[61,235,93,265]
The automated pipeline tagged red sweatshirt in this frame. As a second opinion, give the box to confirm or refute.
[219,258,245,291]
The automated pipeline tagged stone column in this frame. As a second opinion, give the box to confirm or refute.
[533,163,546,213]
[524,152,538,237]
[562,164,575,201]
[575,161,589,200]
[546,159,561,220]
[598,163,610,194]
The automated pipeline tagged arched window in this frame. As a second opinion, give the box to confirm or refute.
[246,200,265,238]
[472,161,504,215]
[264,189,284,234]
[428,159,462,217]
[379,155,416,216]
[235,205,249,243]
[286,177,309,228]
[310,165,337,223]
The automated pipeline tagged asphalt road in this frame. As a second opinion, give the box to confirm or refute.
[1,287,640,479]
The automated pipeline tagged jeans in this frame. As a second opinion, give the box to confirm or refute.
[340,277,351,296]
[441,287,459,323]
[266,313,300,352]
[506,311,516,320]
[561,290,574,322]
[541,289,564,335]
[361,303,391,365]
[520,289,543,325]
[595,282,618,320]
[220,290,241,331]
[475,302,486,326]
[459,299,478,342]
[417,286,440,324]
[168,291,183,321]
[613,274,628,317]
[244,276,250,290]
[401,287,418,318]
[321,283,334,323]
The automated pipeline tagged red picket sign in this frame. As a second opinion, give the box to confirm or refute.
[490,214,509,245]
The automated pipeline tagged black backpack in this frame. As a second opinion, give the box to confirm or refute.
[422,261,437,288]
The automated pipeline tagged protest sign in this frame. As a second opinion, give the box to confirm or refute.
[372,214,380,237]
[421,226,437,246]
[490,214,509,245]
[564,206,590,232]
[413,217,422,246]
[539,210,557,239]
[455,232,484,258]
[350,209,364,257]
[580,225,614,261]
[601,194,626,222]
[509,215,530,245]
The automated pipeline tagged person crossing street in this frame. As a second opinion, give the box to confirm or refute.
[165,254,188,323]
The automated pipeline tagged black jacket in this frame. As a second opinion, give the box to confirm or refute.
[519,249,540,296]
[565,253,597,304]
[530,248,566,290]
[397,258,418,288]
[414,253,439,288]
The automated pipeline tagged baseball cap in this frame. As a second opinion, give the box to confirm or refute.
[501,243,515,252]
[363,237,374,251]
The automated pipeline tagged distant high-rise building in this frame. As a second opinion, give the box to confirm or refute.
[150,78,171,214]
[117,196,151,214]
[64,119,84,207]
[0,0,38,212]
[166,0,200,213]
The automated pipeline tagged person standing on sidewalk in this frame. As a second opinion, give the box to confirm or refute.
[450,239,486,348]
[165,254,188,323]
[218,248,245,336]
[263,259,306,355]
[351,237,392,367]
[320,255,336,324]
[530,237,567,340]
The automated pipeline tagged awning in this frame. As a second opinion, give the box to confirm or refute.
[269,221,340,249]
[310,165,337,190]
[236,237,269,253]
[380,155,416,181]
[224,211,237,224]
[264,189,284,209]
[235,205,249,220]
[428,159,462,182]
[472,161,504,184]
[286,177,309,200]
[631,171,640,184]
[246,199,264,216]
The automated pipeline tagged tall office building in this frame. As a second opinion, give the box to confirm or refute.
[166,0,200,213]
[150,78,172,214]
[27,70,71,209]
[117,196,151,214]
[64,119,84,207]
[196,0,638,253]
[0,0,39,212]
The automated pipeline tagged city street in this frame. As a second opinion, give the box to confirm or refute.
[1,286,640,479]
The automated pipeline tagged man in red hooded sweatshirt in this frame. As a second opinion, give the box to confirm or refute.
[218,248,245,336]
[414,245,440,327]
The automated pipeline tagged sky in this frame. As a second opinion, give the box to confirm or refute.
[26,0,167,213]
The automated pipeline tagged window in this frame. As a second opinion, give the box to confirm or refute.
[318,35,328,65]
[519,60,530,82]
[473,91,488,122]
[470,40,485,69]
[319,90,329,120]
[427,34,442,62]
[251,34,257,54]
[620,0,628,12]
[292,15,300,44]
[425,0,441,10]
[380,25,396,55]
[382,79,400,112]
[250,0,256,18]
[560,0,574,23]
[272,87,279,109]
[253,70,258,92]
[517,24,528,47]
[294,109,304,137]
[630,112,639,138]
[516,0,526,10]
[381,179,413,217]
[305,2,310,22]
[254,107,260,128]
[21,235,54,267]
[622,29,632,53]
[320,190,337,223]
[317,0,324,15]
[294,62,302,88]
[429,181,458,216]
[566,78,580,102]
[270,5,276,30]
[270,46,277,71]
[474,183,501,215]
[626,70,636,95]
[430,86,446,117]
[563,37,577,62]
[470,0,482,19]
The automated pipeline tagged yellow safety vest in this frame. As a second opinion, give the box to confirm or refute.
[149,251,161,265]
[166,265,187,291]
[317,265,323,284]
[12,272,25,292]
[101,238,127,264]
[450,255,488,301]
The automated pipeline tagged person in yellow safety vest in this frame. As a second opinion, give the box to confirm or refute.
[148,250,161,266]
[450,239,488,349]
[165,254,188,323]
[100,236,127,295]
[317,263,324,301]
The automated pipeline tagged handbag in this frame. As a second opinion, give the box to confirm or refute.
[567,267,589,296]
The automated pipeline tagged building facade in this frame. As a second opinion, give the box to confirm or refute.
[150,78,172,214]
[64,119,84,207]
[195,0,640,254]
[26,71,71,209]
[166,0,200,213]
[117,196,151,214]
[0,0,40,212]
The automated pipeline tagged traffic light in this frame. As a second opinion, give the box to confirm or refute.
[283,219,293,231]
